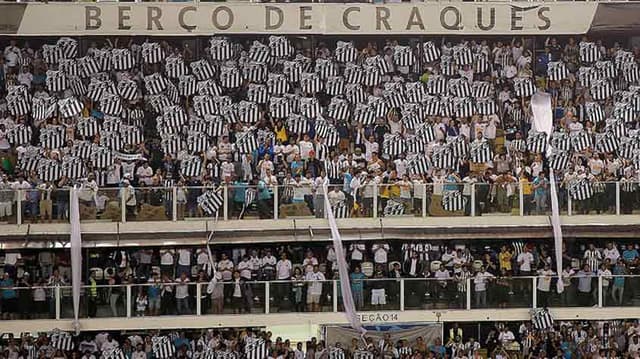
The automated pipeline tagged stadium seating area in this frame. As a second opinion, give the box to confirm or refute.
[0,35,639,224]
[1,320,640,359]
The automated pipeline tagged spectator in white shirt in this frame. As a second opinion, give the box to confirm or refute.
[175,272,191,315]
[304,265,325,312]
[474,267,494,308]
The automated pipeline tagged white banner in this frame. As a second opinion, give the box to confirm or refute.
[3,3,599,36]
[70,187,83,332]
[531,92,564,294]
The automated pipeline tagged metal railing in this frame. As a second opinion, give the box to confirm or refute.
[3,273,638,320]
[1,181,638,225]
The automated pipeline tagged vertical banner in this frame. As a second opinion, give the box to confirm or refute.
[323,182,366,335]
[70,187,83,331]
[531,92,564,293]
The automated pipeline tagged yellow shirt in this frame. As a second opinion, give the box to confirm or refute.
[275,127,288,144]
[499,251,513,271]
[520,178,533,195]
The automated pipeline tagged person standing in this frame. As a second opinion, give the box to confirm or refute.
[473,266,494,308]
[532,172,548,215]
[576,264,594,306]
[87,271,98,318]
[304,265,325,312]
[175,272,191,315]
[537,263,554,308]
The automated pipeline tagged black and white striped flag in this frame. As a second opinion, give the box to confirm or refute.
[62,156,86,180]
[220,65,243,89]
[473,53,490,74]
[569,178,593,201]
[300,72,323,94]
[92,49,113,72]
[50,332,75,351]
[299,97,321,119]
[141,42,165,64]
[421,95,441,116]
[327,97,350,121]
[69,77,86,97]
[102,347,126,359]
[268,35,293,58]
[439,96,455,117]
[453,97,474,118]
[267,73,289,95]
[238,100,260,123]
[152,337,175,359]
[87,79,114,102]
[550,132,571,152]
[513,77,536,98]
[401,103,423,130]
[120,125,144,146]
[416,122,436,144]
[325,76,345,97]
[579,42,601,64]
[585,102,605,123]
[427,75,447,95]
[6,93,30,117]
[393,45,416,67]
[59,58,79,77]
[407,153,430,176]
[383,133,406,158]
[32,96,57,121]
[249,40,271,63]
[449,78,472,98]
[595,60,616,79]
[531,308,554,330]
[353,103,376,126]
[246,83,269,104]
[613,102,635,122]
[354,350,375,359]
[42,44,63,64]
[406,134,426,155]
[596,131,619,153]
[361,65,382,87]
[440,55,457,77]
[165,55,187,79]
[315,58,337,80]
[570,131,591,152]
[209,37,235,61]
[76,117,99,138]
[470,140,492,163]
[590,79,613,100]
[405,82,426,103]
[180,155,203,177]
[328,347,346,359]
[187,132,210,154]
[77,56,100,78]
[442,190,466,212]
[197,189,224,216]
[37,159,62,182]
[383,89,406,109]
[335,41,358,64]
[148,95,171,114]
[472,81,492,98]
[331,201,349,219]
[221,103,239,124]
[422,41,441,63]
[57,97,83,119]
[283,60,302,83]
[526,131,548,153]
[453,45,473,66]
[192,115,224,138]
[100,130,123,151]
[117,79,138,101]
[111,48,135,71]
[236,130,259,154]
[287,114,310,134]
[475,97,497,115]
[243,61,268,83]
[622,62,639,84]
[345,83,367,104]
[366,53,391,73]
[578,66,600,88]
[605,118,628,138]
[547,149,571,171]
[46,70,68,92]
[70,141,92,160]
[56,37,78,59]
[90,146,114,169]
[160,133,183,156]
[190,59,215,81]
[193,95,217,117]
[268,96,291,119]
[344,63,363,84]
[144,73,168,95]
[7,125,32,146]
[384,199,406,216]
[244,338,267,359]
[618,136,640,159]
[100,93,123,116]
[197,78,222,97]
[447,135,468,159]
[547,61,569,81]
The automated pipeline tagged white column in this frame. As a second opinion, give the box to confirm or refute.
[16,189,22,225]
[265,282,270,314]
[519,184,524,217]
[470,183,476,217]
[598,276,603,308]
[172,187,178,221]
[126,285,132,318]
[532,277,537,309]
[196,283,202,316]
[616,182,621,216]
[121,191,126,223]
[422,184,427,218]
[55,287,61,320]
[400,279,405,311]
[373,183,378,218]
[223,185,229,221]
[332,280,338,312]
[466,278,471,310]
[567,192,572,216]
[273,186,279,220]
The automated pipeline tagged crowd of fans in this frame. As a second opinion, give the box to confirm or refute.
[2,320,640,359]
[1,239,640,319]
[0,34,639,223]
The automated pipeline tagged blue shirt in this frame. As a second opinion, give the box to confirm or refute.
[350,272,366,292]
[343,173,353,194]
[623,249,639,262]
[1,278,16,299]
[533,177,548,197]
